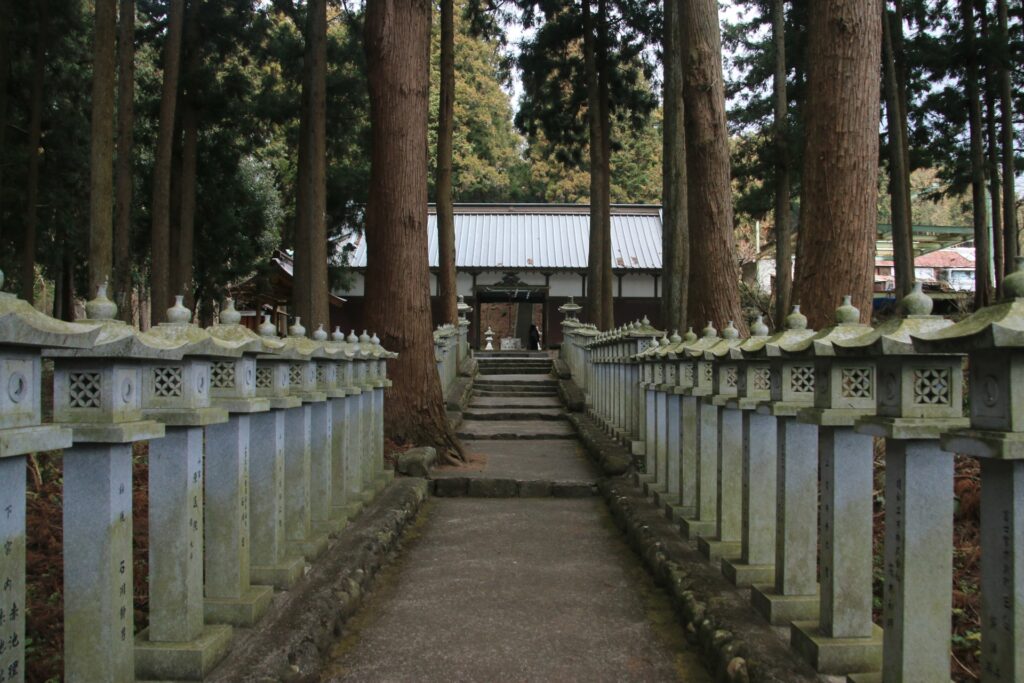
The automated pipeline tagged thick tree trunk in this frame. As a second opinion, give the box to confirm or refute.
[293,17,312,329]
[680,0,744,333]
[661,0,688,333]
[883,5,914,298]
[114,0,136,322]
[306,0,329,331]
[149,0,186,324]
[771,0,791,326]
[363,0,463,459]
[985,67,1004,295]
[0,0,11,245]
[997,0,1017,275]
[583,0,605,329]
[792,0,880,328]
[22,2,47,304]
[435,0,458,325]
[598,0,614,329]
[89,0,117,296]
[961,0,993,308]
[177,98,198,309]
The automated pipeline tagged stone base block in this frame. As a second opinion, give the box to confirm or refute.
[643,480,667,497]
[250,556,305,589]
[313,516,347,535]
[204,584,274,626]
[634,473,656,487]
[631,440,645,456]
[721,559,774,587]
[845,673,882,683]
[665,503,695,522]
[135,624,232,681]
[335,501,364,521]
[286,531,329,561]
[652,490,679,509]
[750,585,820,626]
[790,621,883,676]
[679,516,716,540]
[696,536,742,562]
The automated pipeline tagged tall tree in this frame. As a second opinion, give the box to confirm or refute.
[436,0,458,325]
[89,0,117,296]
[996,0,1016,277]
[22,1,48,304]
[961,0,992,308]
[771,0,792,325]
[661,0,688,333]
[793,0,880,328]
[172,2,201,310]
[293,0,329,331]
[883,3,914,298]
[583,0,606,328]
[364,0,464,458]
[113,0,135,321]
[149,0,186,324]
[597,0,613,328]
[681,0,744,333]
[0,0,11,247]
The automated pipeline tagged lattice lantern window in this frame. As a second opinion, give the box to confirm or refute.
[697,360,714,392]
[142,360,212,410]
[53,362,144,424]
[816,359,876,413]
[254,360,289,398]
[210,357,257,399]
[741,363,772,400]
[715,363,738,397]
[679,361,695,389]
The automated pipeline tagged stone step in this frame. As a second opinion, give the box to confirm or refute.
[468,397,564,409]
[456,420,577,440]
[462,408,566,421]
[474,351,551,358]
[477,363,553,370]
[475,379,558,388]
[473,389,559,397]
[478,367,553,373]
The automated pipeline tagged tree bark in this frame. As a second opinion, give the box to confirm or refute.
[583,0,605,329]
[22,1,48,305]
[306,0,329,331]
[363,0,464,459]
[661,0,688,333]
[985,62,1004,295]
[883,4,913,298]
[436,0,458,326]
[961,0,993,308]
[997,0,1017,275]
[293,6,312,329]
[792,0,880,328]
[89,0,117,296]
[149,0,186,324]
[598,0,614,329]
[771,0,791,326]
[177,98,198,308]
[114,0,136,322]
[0,0,11,246]
[680,0,744,333]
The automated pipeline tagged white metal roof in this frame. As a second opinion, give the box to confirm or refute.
[338,204,663,271]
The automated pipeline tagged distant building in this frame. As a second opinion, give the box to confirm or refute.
[875,248,976,292]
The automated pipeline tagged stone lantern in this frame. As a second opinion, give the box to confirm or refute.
[278,319,330,562]
[0,273,98,683]
[134,294,246,680]
[748,306,820,627]
[720,315,777,588]
[676,322,724,540]
[659,327,699,521]
[912,259,1024,681]
[457,295,473,363]
[828,283,964,682]
[648,329,686,509]
[326,327,362,522]
[698,321,746,564]
[360,330,396,495]
[784,296,882,676]
[47,285,181,682]
[635,333,662,481]
[247,314,305,590]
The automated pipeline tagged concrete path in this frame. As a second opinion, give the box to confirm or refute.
[321,360,711,682]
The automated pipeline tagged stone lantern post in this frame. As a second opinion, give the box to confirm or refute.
[721,315,776,587]
[649,330,687,511]
[676,323,723,541]
[47,286,186,683]
[248,314,305,590]
[912,260,1024,682]
[698,321,745,563]
[134,295,244,680]
[661,327,699,521]
[326,327,360,523]
[830,283,963,682]
[306,324,348,539]
[786,296,882,676]
[362,330,395,494]
[749,306,820,627]
[635,334,661,484]
[0,274,98,683]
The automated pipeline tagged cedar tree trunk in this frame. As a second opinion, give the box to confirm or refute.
[883,5,913,298]
[598,0,614,329]
[89,0,117,295]
[792,0,881,328]
[661,0,688,333]
[22,3,47,304]
[771,0,791,325]
[997,0,1017,274]
[114,0,135,322]
[436,0,458,325]
[363,0,464,459]
[583,0,605,329]
[681,0,744,333]
[306,0,329,331]
[149,0,186,324]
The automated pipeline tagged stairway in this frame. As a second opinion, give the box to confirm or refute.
[476,351,553,376]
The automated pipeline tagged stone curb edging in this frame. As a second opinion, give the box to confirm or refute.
[557,378,586,412]
[597,479,823,683]
[205,478,430,683]
[565,411,632,475]
[430,477,597,498]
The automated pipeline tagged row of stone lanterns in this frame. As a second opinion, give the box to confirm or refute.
[571,269,1024,681]
[0,275,395,683]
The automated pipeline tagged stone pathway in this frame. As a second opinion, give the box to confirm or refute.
[320,356,712,682]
